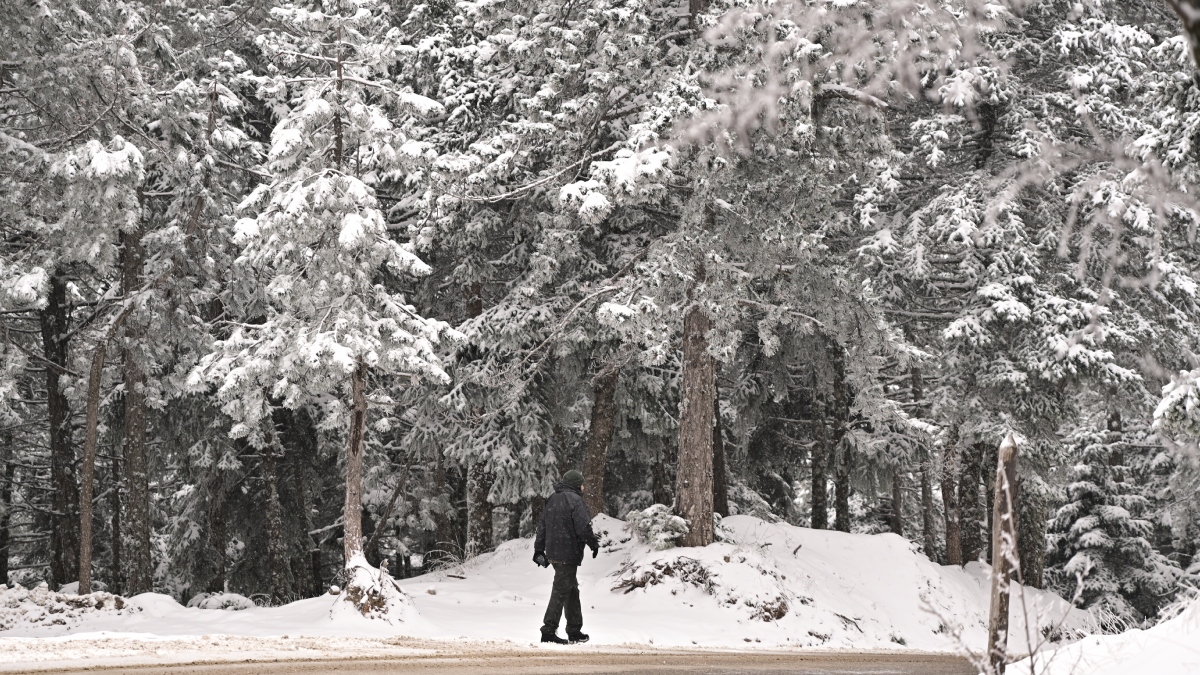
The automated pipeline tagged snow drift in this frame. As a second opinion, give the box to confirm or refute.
[1014,595,1200,675]
[0,514,1091,659]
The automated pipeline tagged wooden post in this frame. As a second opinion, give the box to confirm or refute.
[986,433,1020,674]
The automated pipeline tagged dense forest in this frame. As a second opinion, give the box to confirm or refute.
[2,0,1200,629]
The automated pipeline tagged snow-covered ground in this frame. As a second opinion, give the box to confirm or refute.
[0,514,1093,671]
[1013,595,1200,675]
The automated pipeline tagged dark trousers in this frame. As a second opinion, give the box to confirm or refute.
[541,562,582,635]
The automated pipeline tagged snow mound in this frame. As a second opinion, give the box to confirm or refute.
[0,583,131,631]
[1015,595,1200,675]
[186,592,255,611]
[332,556,422,624]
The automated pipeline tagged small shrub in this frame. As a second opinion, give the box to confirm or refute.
[626,504,689,550]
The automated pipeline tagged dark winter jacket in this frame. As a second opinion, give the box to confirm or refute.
[535,483,599,566]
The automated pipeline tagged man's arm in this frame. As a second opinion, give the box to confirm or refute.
[534,502,547,553]
[573,497,599,551]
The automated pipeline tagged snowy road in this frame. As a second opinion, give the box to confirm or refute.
[17,652,976,674]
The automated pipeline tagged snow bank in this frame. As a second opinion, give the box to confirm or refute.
[0,583,130,631]
[1014,596,1200,675]
[0,514,1093,666]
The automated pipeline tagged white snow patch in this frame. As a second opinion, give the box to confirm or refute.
[0,515,1094,668]
[1014,596,1200,675]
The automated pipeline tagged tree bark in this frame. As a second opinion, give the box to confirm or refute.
[828,339,851,533]
[41,275,79,589]
[507,502,522,540]
[206,469,227,593]
[122,225,151,595]
[942,442,963,566]
[920,467,939,562]
[712,383,729,518]
[583,365,620,518]
[466,461,494,555]
[109,447,122,595]
[433,450,454,559]
[810,379,829,530]
[986,434,1020,674]
[343,360,367,564]
[960,443,985,563]
[890,472,904,536]
[265,450,290,604]
[78,335,108,593]
[1,433,11,584]
[652,447,671,506]
[676,303,715,547]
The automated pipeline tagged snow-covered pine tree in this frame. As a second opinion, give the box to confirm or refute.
[1048,419,1190,626]
[189,0,457,616]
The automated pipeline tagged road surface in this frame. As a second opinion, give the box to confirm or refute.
[23,652,977,675]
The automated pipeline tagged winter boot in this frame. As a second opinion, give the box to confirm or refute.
[541,632,568,644]
[567,632,590,644]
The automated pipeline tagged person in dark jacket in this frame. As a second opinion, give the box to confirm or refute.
[533,469,599,644]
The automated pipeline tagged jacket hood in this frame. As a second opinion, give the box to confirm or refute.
[553,482,581,495]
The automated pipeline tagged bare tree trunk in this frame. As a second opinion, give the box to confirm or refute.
[343,360,367,564]
[828,339,851,533]
[688,0,710,29]
[985,442,997,564]
[583,365,620,518]
[78,335,109,593]
[265,450,290,604]
[712,383,729,518]
[467,461,494,555]
[986,434,1020,674]
[921,467,939,562]
[292,451,318,597]
[652,447,671,506]
[1167,0,1200,69]
[890,472,904,535]
[942,442,963,566]
[1,433,11,584]
[960,443,985,563]
[121,225,151,595]
[834,462,851,532]
[810,380,829,530]
[676,302,715,547]
[207,469,227,593]
[433,450,454,558]
[109,448,122,594]
[507,502,522,540]
[42,275,79,589]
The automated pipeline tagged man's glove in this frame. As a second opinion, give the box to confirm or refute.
[589,542,599,559]
[533,551,549,568]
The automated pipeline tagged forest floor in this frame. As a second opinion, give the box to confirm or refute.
[0,515,1100,672]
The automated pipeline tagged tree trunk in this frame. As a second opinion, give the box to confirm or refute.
[583,365,620,518]
[985,442,997,564]
[207,469,227,593]
[466,461,494,556]
[652,446,671,506]
[1,433,11,584]
[920,467,939,562]
[986,434,1020,674]
[122,226,151,595]
[78,334,108,594]
[41,275,79,589]
[1017,478,1046,589]
[343,360,367,564]
[942,443,963,566]
[292,448,318,597]
[828,339,851,533]
[507,502,523,541]
[960,443,985,563]
[109,449,122,594]
[834,461,851,532]
[890,472,904,536]
[810,381,829,530]
[676,303,715,547]
[712,383,729,518]
[265,451,290,604]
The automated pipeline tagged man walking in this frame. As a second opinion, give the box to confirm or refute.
[533,469,599,644]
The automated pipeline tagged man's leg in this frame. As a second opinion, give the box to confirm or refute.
[541,563,570,635]
[563,564,583,635]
